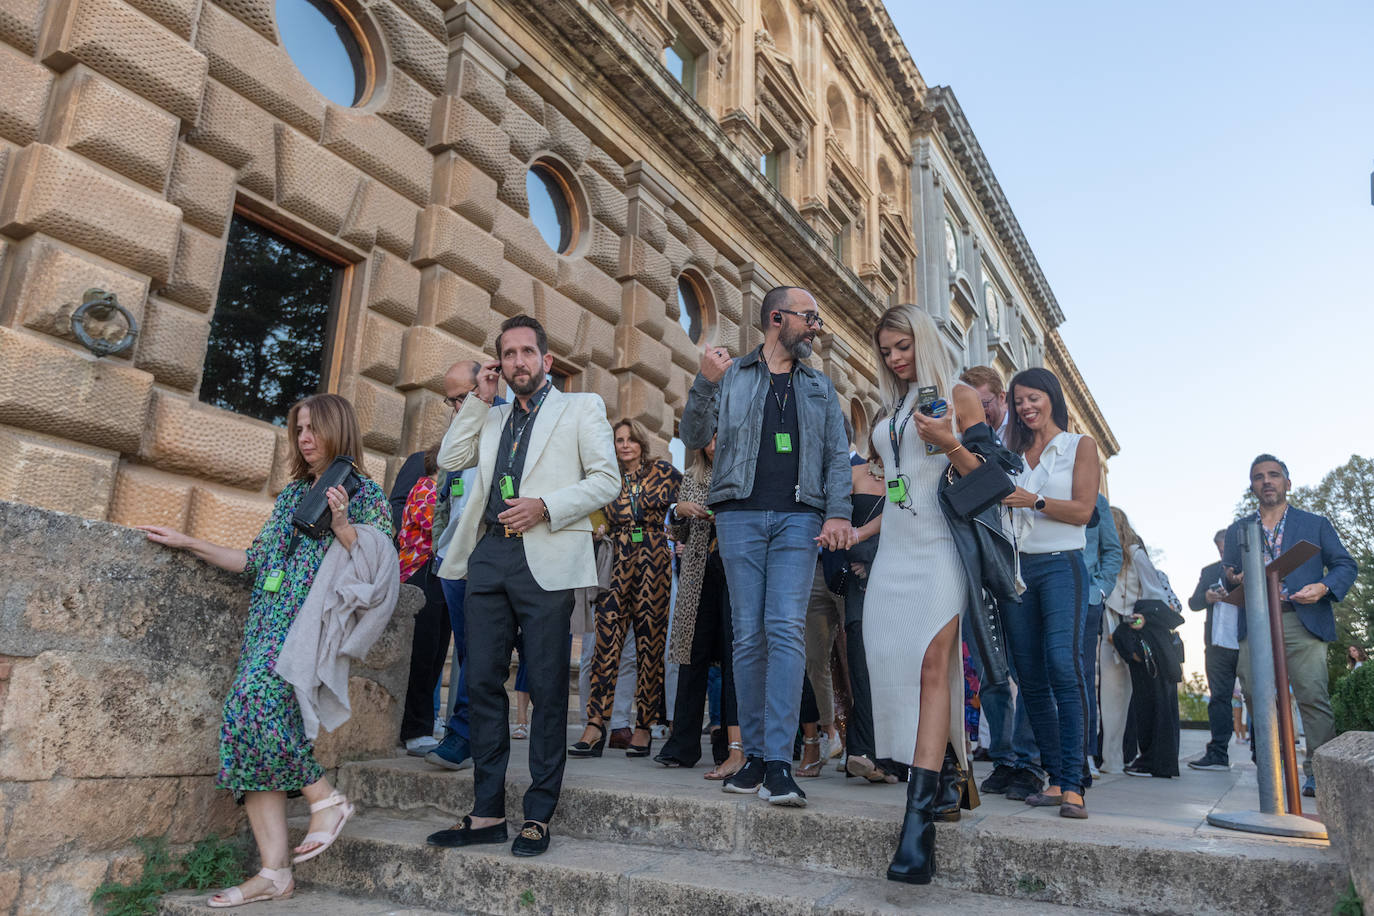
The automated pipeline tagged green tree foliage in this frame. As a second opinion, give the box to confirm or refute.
[1234,455,1373,688]
[1334,663,1374,733]
[200,216,338,427]
[1178,670,1210,722]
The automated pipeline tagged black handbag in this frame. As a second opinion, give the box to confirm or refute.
[941,457,1015,520]
[292,456,362,539]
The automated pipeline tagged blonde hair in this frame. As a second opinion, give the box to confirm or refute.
[688,444,713,485]
[612,417,654,469]
[286,393,368,481]
[1111,506,1144,554]
[871,304,955,414]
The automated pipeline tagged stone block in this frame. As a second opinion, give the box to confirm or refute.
[353,377,404,452]
[0,143,182,282]
[368,0,446,96]
[185,78,274,199]
[635,205,668,253]
[622,280,665,338]
[662,318,699,374]
[429,95,507,181]
[0,327,153,453]
[503,99,551,164]
[556,257,620,324]
[619,234,674,301]
[410,204,502,293]
[583,218,621,279]
[39,0,208,123]
[581,312,615,369]
[187,482,272,547]
[424,264,494,347]
[493,201,557,286]
[0,44,53,146]
[495,153,528,215]
[585,144,626,191]
[0,0,44,54]
[321,104,431,206]
[6,776,183,858]
[401,388,450,454]
[489,259,536,319]
[312,675,400,768]
[365,248,421,325]
[360,448,388,486]
[709,271,742,323]
[459,58,508,124]
[616,372,667,433]
[141,391,276,488]
[167,142,237,237]
[125,0,197,38]
[376,66,435,146]
[1315,731,1374,906]
[504,73,543,124]
[213,0,276,42]
[45,65,180,189]
[134,296,208,390]
[196,0,324,137]
[0,427,118,518]
[107,462,192,528]
[662,233,691,274]
[614,324,671,388]
[358,311,403,385]
[388,0,444,42]
[397,325,481,394]
[664,206,689,241]
[581,363,618,413]
[343,178,419,259]
[274,124,363,236]
[664,367,687,408]
[159,224,225,312]
[0,868,17,913]
[713,254,740,286]
[580,164,627,236]
[266,427,293,495]
[15,856,107,916]
[533,283,579,358]
[432,150,498,232]
[543,102,590,171]
[2,234,149,358]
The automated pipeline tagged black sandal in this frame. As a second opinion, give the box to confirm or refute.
[625,731,654,758]
[568,722,606,758]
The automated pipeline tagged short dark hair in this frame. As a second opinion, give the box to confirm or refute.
[1005,367,1070,454]
[496,315,548,357]
[1250,453,1289,478]
[760,286,803,329]
[1214,529,1228,543]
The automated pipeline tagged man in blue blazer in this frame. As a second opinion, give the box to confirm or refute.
[1223,454,1358,796]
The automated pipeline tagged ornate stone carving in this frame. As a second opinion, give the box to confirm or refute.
[755,28,774,50]
[680,0,722,42]
[716,28,732,80]
[760,90,802,141]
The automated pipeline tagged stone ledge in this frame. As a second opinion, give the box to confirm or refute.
[1314,730,1374,906]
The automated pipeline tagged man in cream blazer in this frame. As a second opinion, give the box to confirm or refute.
[426,315,619,857]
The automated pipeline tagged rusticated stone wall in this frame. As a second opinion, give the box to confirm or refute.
[0,499,420,915]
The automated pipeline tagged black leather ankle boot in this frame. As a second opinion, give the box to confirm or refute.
[887,766,940,884]
[932,744,964,822]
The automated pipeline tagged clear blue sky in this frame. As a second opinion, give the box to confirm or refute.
[888,0,1374,676]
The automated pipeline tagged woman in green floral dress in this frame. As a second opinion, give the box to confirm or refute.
[141,394,393,907]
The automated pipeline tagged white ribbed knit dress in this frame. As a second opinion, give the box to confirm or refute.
[863,384,968,770]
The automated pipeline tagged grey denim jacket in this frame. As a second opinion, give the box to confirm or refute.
[680,347,852,520]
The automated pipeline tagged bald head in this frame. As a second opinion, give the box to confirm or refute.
[443,360,480,407]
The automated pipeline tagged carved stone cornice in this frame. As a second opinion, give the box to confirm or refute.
[678,0,722,42]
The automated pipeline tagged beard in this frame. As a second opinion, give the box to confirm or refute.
[1257,487,1285,508]
[505,366,546,397]
[780,326,814,361]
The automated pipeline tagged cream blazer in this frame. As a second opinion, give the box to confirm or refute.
[435,385,620,592]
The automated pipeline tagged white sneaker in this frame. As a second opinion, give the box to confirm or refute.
[650,724,669,740]
[405,735,439,757]
[1089,761,1101,779]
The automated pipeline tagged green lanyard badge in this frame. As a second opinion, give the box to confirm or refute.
[499,474,515,500]
[263,569,285,592]
[774,432,793,454]
[450,478,464,498]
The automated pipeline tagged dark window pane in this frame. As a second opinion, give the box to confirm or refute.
[276,0,366,107]
[678,276,702,343]
[527,165,572,253]
[201,215,339,426]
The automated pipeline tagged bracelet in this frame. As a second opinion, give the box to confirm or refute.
[947,443,965,457]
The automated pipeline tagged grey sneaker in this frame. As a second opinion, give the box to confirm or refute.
[1187,752,1230,772]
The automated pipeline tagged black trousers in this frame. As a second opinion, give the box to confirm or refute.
[400,564,452,741]
[662,553,737,766]
[1125,660,1180,777]
[1204,645,1239,760]
[843,574,876,761]
[464,533,574,824]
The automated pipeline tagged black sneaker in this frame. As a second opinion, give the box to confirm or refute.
[1187,752,1231,772]
[758,760,807,807]
[980,764,1018,794]
[1004,768,1043,801]
[722,755,766,794]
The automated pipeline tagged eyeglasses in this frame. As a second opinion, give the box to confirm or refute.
[776,308,825,329]
[443,394,467,409]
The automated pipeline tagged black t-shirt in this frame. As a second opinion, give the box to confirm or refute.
[716,370,819,515]
[482,383,550,526]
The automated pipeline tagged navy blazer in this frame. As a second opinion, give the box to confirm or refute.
[1222,506,1358,643]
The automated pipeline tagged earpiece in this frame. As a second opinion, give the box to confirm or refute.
[772,311,782,325]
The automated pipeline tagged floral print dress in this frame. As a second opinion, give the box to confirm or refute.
[217,476,392,795]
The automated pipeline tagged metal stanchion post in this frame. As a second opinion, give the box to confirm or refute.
[1206,519,1326,838]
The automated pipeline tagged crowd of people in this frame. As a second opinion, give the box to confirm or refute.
[139,295,1360,906]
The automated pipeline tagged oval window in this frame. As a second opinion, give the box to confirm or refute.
[677,275,705,343]
[276,0,369,107]
[527,163,575,254]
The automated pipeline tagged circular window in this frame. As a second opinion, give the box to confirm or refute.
[527,162,577,254]
[277,0,371,107]
[676,273,713,344]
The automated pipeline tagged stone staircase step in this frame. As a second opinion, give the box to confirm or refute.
[159,887,450,915]
[290,809,1112,915]
[334,757,1343,915]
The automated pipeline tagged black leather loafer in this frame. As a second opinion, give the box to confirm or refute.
[510,821,549,857]
[426,815,508,848]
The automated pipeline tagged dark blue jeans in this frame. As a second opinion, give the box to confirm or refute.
[1004,551,1088,794]
[1081,602,1103,760]
[440,577,470,741]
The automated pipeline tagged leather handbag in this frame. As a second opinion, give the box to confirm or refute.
[941,457,1015,520]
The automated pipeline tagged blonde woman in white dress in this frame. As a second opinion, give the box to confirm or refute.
[862,305,987,885]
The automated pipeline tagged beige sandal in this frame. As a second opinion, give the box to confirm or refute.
[796,735,824,777]
[292,791,354,864]
[705,742,746,780]
[208,867,293,908]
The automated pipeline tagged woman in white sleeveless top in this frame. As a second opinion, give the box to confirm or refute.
[1001,368,1100,819]
[861,305,987,885]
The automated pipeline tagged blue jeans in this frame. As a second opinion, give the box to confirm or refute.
[966,609,1041,775]
[1004,551,1088,794]
[715,510,823,763]
[440,577,470,741]
[1081,602,1103,760]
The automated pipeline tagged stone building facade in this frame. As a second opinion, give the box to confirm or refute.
[0,0,1111,546]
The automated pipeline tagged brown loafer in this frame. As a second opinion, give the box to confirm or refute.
[1024,791,1063,807]
[1060,800,1088,819]
[608,727,633,750]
